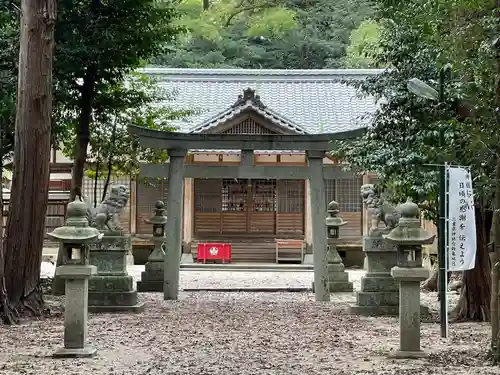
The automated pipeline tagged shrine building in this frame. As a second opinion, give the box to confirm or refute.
[129,68,383,265]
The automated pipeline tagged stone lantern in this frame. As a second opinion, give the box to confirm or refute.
[137,200,167,292]
[326,200,346,240]
[313,200,353,292]
[48,198,102,358]
[384,199,435,359]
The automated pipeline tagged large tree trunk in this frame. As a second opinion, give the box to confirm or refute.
[492,16,500,359]
[0,178,12,324]
[70,72,95,201]
[1,0,56,319]
[421,261,438,291]
[452,205,492,322]
[70,90,92,200]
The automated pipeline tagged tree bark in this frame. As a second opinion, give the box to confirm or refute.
[452,205,492,322]
[421,261,438,291]
[101,121,117,202]
[0,195,13,324]
[493,21,500,358]
[70,73,95,200]
[1,0,56,319]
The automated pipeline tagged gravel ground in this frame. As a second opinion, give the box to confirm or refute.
[0,266,495,375]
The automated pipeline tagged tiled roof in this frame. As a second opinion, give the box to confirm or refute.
[190,87,309,134]
[138,68,383,134]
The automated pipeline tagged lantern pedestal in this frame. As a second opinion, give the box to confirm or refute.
[53,265,97,358]
[137,200,167,293]
[312,245,353,293]
[88,233,144,313]
[137,237,165,292]
[312,200,353,293]
[348,233,400,316]
[389,266,430,359]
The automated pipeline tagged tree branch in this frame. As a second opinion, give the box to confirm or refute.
[225,2,274,27]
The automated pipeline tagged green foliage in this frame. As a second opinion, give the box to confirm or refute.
[53,0,182,107]
[332,0,499,221]
[344,20,383,68]
[246,7,298,39]
[154,0,375,69]
[82,73,196,176]
[1,0,186,173]
[50,0,186,186]
[0,8,18,159]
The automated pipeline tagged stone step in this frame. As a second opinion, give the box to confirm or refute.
[179,263,314,272]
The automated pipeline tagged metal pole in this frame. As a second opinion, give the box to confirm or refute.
[438,66,448,338]
[438,134,447,338]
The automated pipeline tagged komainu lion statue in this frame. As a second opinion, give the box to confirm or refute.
[360,183,400,234]
[89,184,130,231]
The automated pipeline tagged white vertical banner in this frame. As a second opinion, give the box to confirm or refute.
[447,166,476,271]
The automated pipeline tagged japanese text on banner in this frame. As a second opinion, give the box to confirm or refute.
[447,167,476,271]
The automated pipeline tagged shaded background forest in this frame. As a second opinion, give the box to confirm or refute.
[152,0,381,69]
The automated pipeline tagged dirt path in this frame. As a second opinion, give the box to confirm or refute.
[0,290,495,375]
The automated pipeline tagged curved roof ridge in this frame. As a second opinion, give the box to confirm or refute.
[138,67,386,81]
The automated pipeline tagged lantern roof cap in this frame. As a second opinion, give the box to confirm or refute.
[384,199,435,245]
[145,200,168,225]
[326,200,347,227]
[47,198,101,243]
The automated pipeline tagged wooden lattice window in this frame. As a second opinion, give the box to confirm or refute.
[325,179,336,206]
[253,179,276,212]
[324,178,362,212]
[337,178,363,212]
[278,180,304,212]
[222,179,247,212]
[221,117,276,134]
[195,179,221,213]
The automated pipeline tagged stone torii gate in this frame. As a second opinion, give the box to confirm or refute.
[129,126,364,302]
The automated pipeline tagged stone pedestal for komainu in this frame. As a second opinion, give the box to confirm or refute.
[87,184,144,313]
[349,184,401,316]
[88,232,144,312]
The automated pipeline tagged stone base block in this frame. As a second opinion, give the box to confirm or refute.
[137,280,163,293]
[327,281,353,292]
[140,271,164,282]
[360,276,398,292]
[88,302,145,313]
[181,253,194,264]
[53,346,97,358]
[348,304,399,316]
[349,302,429,317]
[356,291,399,307]
[327,263,345,272]
[311,281,353,293]
[88,290,139,308]
[388,350,429,359]
[137,261,165,292]
[89,275,134,292]
[303,254,313,265]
